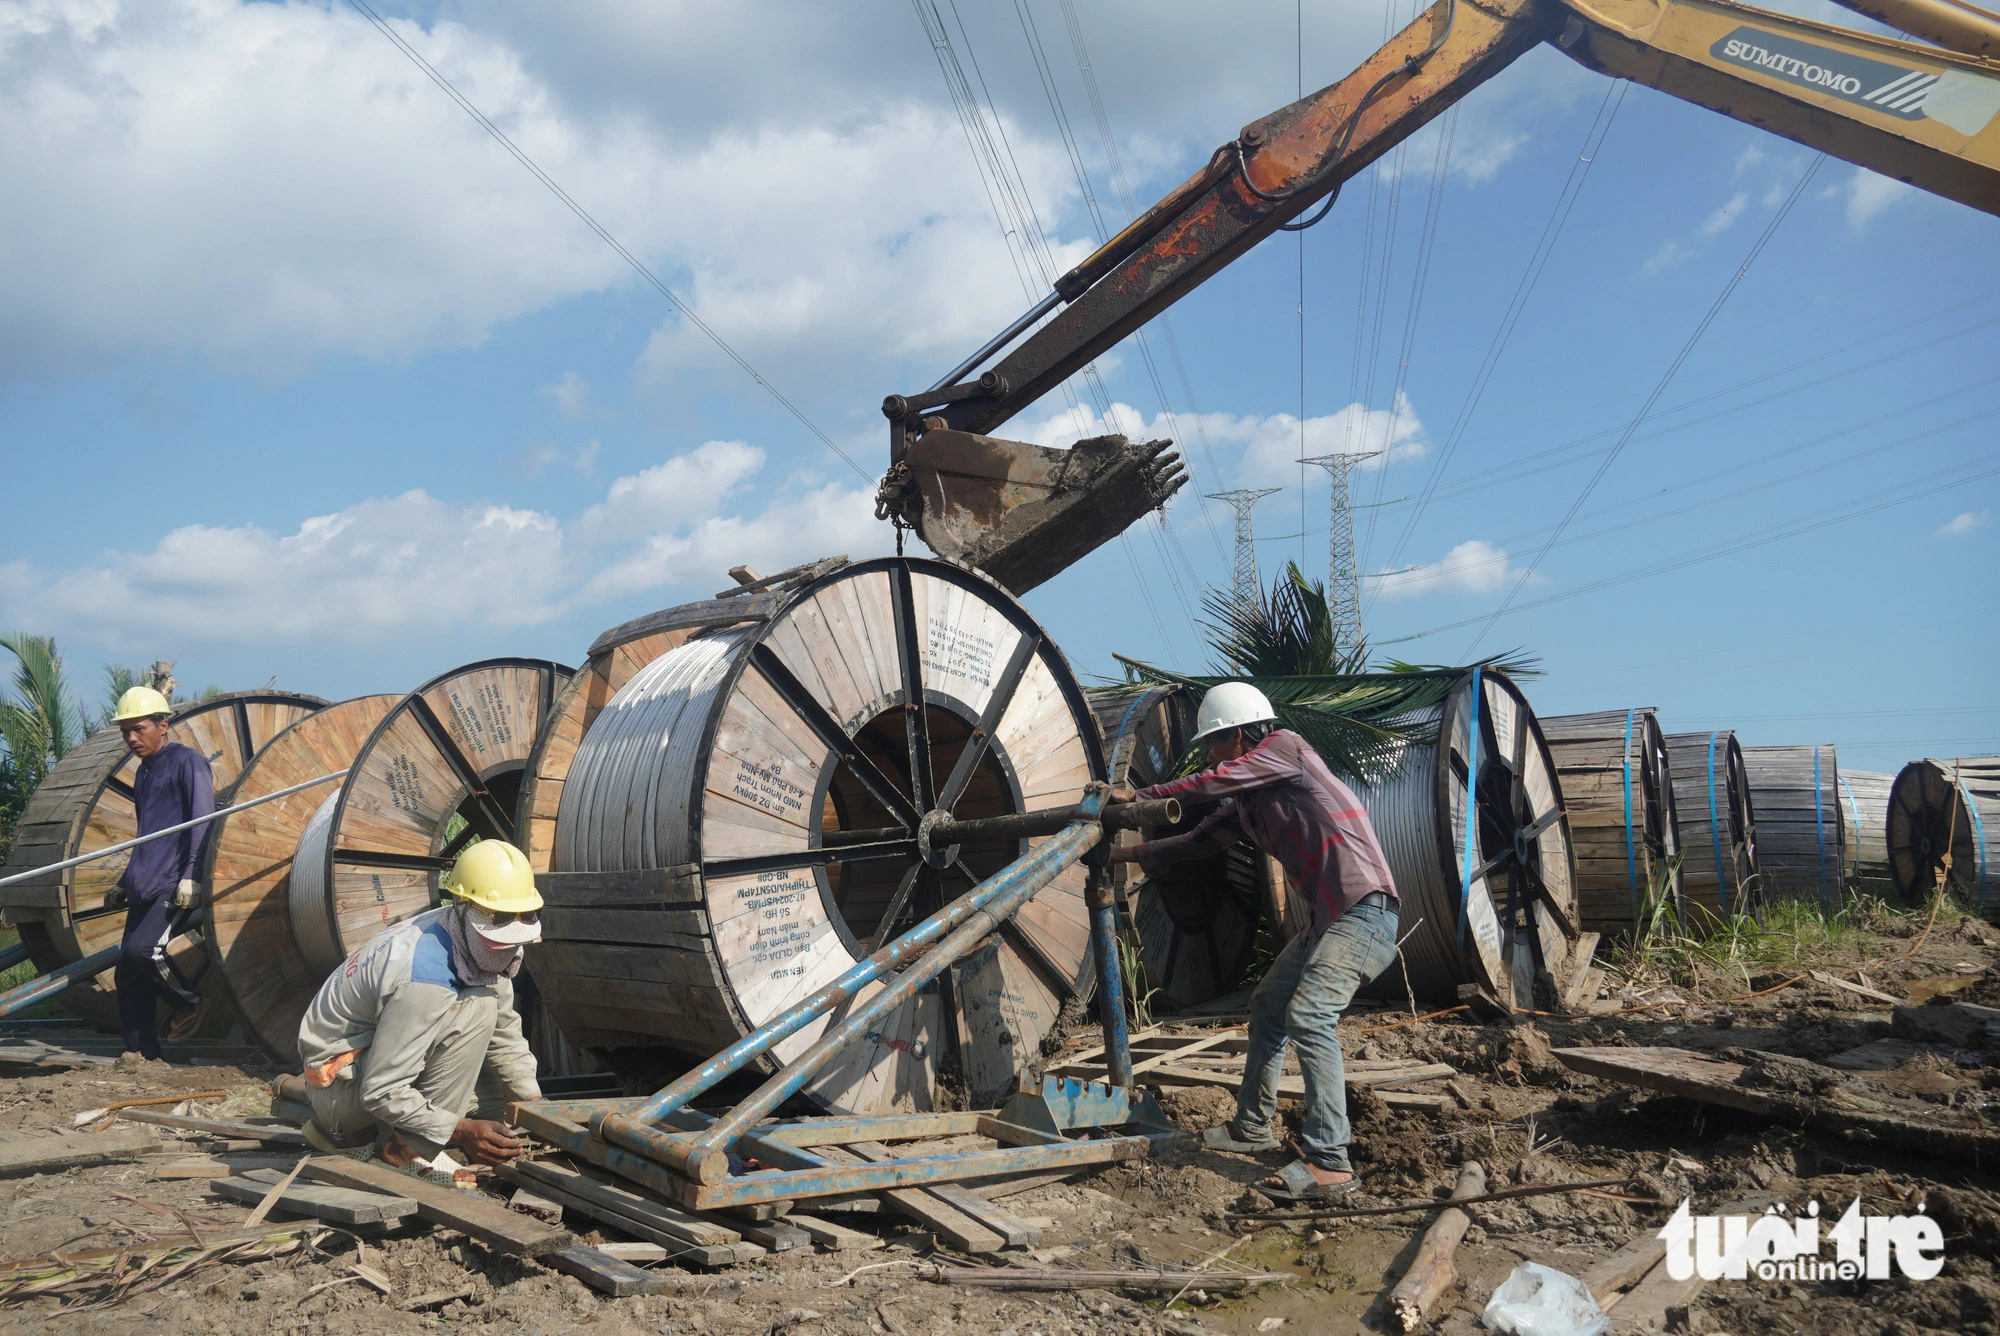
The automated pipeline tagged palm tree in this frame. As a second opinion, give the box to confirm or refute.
[0,634,87,858]
[1118,562,1535,780]
[0,634,86,795]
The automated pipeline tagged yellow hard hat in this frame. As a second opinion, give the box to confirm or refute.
[112,686,173,723]
[442,840,542,914]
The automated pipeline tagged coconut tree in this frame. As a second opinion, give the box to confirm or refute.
[0,634,87,859]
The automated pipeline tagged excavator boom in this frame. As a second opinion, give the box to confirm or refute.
[884,0,2000,593]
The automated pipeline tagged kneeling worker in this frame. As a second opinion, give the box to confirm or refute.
[1106,683,1399,1203]
[298,841,544,1168]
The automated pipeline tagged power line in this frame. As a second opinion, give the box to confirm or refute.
[1460,153,1827,656]
[1370,80,1628,610]
[341,0,867,480]
[1384,452,1999,641]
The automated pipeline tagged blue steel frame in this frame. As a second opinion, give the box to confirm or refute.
[513,787,1163,1207]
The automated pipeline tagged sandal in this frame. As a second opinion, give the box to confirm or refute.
[1201,1121,1283,1154]
[1260,1159,1362,1203]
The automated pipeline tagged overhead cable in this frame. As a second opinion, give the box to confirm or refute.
[341,0,866,480]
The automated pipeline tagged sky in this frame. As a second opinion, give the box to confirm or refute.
[0,0,1994,777]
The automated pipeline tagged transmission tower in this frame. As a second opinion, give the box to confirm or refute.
[1205,487,1282,611]
[1299,452,1380,656]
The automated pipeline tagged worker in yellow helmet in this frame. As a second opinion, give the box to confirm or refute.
[108,686,210,1060]
[296,841,544,1172]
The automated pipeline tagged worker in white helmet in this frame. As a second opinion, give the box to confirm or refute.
[107,686,210,1060]
[1106,681,1398,1202]
[296,841,544,1172]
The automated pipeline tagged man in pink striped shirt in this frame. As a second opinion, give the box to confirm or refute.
[1107,683,1398,1201]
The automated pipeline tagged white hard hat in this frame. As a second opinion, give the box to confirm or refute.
[1191,682,1276,743]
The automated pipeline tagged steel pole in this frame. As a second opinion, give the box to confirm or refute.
[0,943,121,1019]
[1085,863,1133,1088]
[602,810,1105,1184]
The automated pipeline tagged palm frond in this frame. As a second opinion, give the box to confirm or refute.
[1116,654,1476,779]
[1200,561,1369,678]
[0,633,86,790]
[1379,650,1544,679]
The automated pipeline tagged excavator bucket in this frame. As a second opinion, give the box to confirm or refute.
[900,430,1187,594]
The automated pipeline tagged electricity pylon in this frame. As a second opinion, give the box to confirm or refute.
[1299,452,1379,657]
[1205,488,1282,611]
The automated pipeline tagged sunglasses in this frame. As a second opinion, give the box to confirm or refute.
[475,909,540,927]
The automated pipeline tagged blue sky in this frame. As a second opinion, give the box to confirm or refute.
[0,0,1993,776]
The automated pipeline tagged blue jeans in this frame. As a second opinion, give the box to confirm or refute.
[1235,899,1398,1172]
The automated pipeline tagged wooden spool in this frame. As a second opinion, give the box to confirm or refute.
[1356,669,1580,1006]
[1838,769,1897,900]
[1740,745,1844,913]
[1088,685,1259,1011]
[285,659,572,980]
[201,695,399,1061]
[537,556,1104,1114]
[1662,731,1757,922]
[0,691,327,1028]
[1887,757,2000,910]
[1539,709,1682,937]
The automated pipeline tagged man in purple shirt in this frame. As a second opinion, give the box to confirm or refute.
[107,687,210,1059]
[1107,683,1398,1201]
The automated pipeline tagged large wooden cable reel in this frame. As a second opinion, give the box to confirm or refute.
[1540,708,1683,937]
[1663,730,1757,922]
[1089,685,1258,1010]
[201,695,399,1061]
[1838,769,1897,900]
[1359,669,1579,1005]
[1740,744,1844,911]
[540,556,1105,1114]
[0,691,327,1028]
[1887,756,2000,909]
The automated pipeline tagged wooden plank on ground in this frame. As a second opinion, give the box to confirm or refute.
[550,1244,676,1297]
[496,1161,761,1268]
[114,1108,307,1144]
[505,1158,743,1245]
[1560,934,1602,1011]
[303,1155,571,1256]
[0,1125,161,1176]
[212,1170,419,1225]
[1574,1229,1668,1307]
[817,1144,1005,1254]
[1604,1195,1776,1330]
[149,1153,301,1180]
[738,1220,810,1252]
[786,1211,882,1252]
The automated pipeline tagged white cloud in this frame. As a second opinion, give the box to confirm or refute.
[543,372,592,420]
[0,441,893,648]
[1642,241,1690,276]
[1844,167,1916,229]
[1368,539,1524,601]
[1700,192,1748,237]
[1936,510,1990,538]
[508,440,600,480]
[1008,395,1426,495]
[0,0,1083,384]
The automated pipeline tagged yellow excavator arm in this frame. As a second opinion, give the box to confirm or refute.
[884,0,2000,593]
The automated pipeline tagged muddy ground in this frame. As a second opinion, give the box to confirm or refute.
[0,904,1996,1335]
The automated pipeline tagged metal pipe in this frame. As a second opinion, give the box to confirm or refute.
[0,770,349,889]
[927,289,1064,392]
[607,796,1110,1137]
[926,798,1180,846]
[607,810,1106,1183]
[1085,864,1132,1088]
[0,943,120,1019]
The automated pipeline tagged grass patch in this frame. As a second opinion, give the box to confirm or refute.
[1604,855,1969,992]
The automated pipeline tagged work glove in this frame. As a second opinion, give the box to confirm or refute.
[174,879,199,909]
[104,886,128,911]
